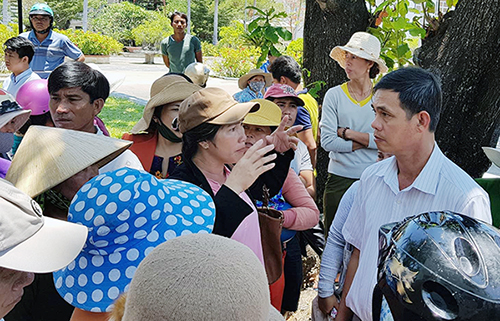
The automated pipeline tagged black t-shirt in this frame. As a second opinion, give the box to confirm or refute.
[5,273,74,321]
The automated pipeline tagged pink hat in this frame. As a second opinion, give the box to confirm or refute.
[264,84,304,106]
[16,79,50,116]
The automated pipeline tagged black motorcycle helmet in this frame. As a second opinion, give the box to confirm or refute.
[373,211,500,321]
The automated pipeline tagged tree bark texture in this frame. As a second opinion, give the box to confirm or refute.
[303,0,369,211]
[415,0,500,178]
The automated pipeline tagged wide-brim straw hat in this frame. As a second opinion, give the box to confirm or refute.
[243,99,282,127]
[5,126,132,198]
[238,69,273,89]
[330,31,388,73]
[121,234,284,321]
[131,79,201,134]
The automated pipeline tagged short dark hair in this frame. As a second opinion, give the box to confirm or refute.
[170,11,188,24]
[3,37,35,63]
[48,62,110,103]
[374,67,442,132]
[269,55,301,85]
[182,122,220,160]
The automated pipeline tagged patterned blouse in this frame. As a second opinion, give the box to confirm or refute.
[150,153,183,179]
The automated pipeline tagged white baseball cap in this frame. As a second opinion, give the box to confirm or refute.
[0,179,88,273]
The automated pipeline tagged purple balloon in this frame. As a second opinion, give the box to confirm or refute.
[16,79,50,116]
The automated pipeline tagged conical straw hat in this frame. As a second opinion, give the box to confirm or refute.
[6,126,132,198]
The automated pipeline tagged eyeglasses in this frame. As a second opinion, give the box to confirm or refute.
[30,16,50,22]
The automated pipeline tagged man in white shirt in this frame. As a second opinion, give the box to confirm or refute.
[334,67,491,321]
[2,37,40,97]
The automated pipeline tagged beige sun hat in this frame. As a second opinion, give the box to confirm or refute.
[121,233,284,321]
[178,87,260,133]
[149,74,193,97]
[0,179,88,273]
[238,69,273,89]
[330,31,388,73]
[5,126,132,198]
[131,77,201,134]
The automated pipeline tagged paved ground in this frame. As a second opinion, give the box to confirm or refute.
[97,56,239,105]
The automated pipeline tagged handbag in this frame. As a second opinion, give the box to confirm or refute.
[257,185,284,284]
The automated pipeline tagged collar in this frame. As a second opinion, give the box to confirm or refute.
[10,68,34,83]
[340,82,372,107]
[376,142,443,195]
[205,166,231,189]
[29,30,52,44]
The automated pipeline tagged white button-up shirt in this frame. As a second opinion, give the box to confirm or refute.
[2,68,40,97]
[342,143,491,321]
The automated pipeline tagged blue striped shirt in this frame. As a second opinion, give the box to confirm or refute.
[342,143,491,321]
[20,30,83,79]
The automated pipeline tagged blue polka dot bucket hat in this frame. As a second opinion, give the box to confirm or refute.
[53,168,215,312]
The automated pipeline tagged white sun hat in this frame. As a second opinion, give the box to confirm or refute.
[330,31,388,73]
[0,179,87,273]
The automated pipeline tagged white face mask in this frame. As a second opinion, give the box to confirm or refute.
[249,81,266,93]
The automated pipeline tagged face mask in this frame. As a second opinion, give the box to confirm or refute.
[0,132,14,154]
[249,81,266,93]
[156,118,182,143]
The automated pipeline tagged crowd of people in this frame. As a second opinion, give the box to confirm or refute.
[0,3,499,321]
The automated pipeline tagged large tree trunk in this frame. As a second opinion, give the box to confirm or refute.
[416,0,500,178]
[303,0,370,211]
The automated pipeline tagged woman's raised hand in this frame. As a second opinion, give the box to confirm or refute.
[266,115,302,153]
[224,139,277,194]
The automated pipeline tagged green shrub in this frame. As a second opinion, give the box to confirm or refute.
[131,12,172,50]
[218,21,246,48]
[285,38,303,67]
[201,41,219,57]
[90,2,152,45]
[212,46,260,78]
[56,29,123,55]
[0,24,17,72]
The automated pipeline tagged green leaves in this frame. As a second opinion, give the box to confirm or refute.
[368,0,458,72]
[396,43,410,57]
[277,28,293,41]
[245,6,266,17]
[409,27,426,37]
[264,26,279,43]
[243,6,292,67]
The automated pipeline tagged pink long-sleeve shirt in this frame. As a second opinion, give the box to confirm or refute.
[281,168,319,230]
